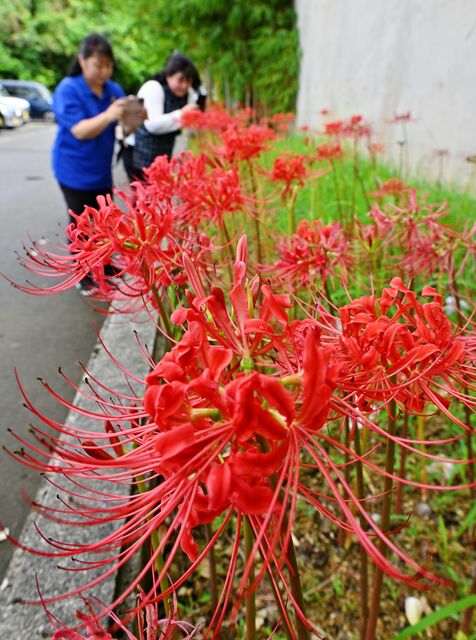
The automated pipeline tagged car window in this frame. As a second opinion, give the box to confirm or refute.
[0,86,10,97]
[8,87,32,98]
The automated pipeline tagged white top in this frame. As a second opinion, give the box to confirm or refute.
[125,80,196,146]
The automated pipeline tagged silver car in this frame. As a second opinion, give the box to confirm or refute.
[0,85,30,127]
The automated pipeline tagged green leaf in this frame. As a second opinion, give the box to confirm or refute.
[391,595,476,640]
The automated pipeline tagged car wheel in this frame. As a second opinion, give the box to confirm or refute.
[0,113,4,128]
[43,111,55,122]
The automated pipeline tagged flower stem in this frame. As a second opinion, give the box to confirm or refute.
[150,282,173,337]
[285,533,311,640]
[244,517,257,640]
[354,423,369,640]
[205,523,219,611]
[247,160,263,264]
[395,412,409,515]
[136,475,172,618]
[365,398,397,640]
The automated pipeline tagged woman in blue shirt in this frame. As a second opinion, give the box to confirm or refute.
[52,33,128,292]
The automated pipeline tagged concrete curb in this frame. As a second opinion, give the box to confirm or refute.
[0,312,156,638]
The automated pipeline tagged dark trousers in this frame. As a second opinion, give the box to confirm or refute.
[59,184,115,286]
[59,184,112,226]
[121,145,145,183]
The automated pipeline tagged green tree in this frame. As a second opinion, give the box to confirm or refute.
[0,0,299,113]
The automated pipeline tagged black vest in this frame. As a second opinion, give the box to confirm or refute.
[133,82,188,170]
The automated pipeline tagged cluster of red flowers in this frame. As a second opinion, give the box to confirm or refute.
[8,236,476,637]
[215,124,276,164]
[323,114,372,139]
[6,105,476,640]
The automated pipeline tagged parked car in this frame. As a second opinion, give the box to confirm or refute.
[0,102,23,129]
[0,86,30,127]
[0,80,53,121]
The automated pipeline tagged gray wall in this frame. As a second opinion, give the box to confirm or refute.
[296,0,476,190]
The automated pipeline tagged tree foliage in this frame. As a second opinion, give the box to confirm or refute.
[0,0,299,113]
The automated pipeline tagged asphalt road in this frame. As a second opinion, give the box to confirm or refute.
[0,123,128,578]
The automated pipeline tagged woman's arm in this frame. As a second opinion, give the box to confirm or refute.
[71,99,126,140]
[139,81,184,135]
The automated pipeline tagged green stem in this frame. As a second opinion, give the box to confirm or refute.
[354,424,369,640]
[395,413,409,515]
[451,276,475,501]
[247,160,263,264]
[330,159,344,225]
[285,534,311,640]
[136,475,172,617]
[205,523,219,611]
[257,435,310,639]
[365,399,397,640]
[287,186,298,235]
[150,282,173,337]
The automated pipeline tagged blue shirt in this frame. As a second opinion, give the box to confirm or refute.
[52,75,124,190]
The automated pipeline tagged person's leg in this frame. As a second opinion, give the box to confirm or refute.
[121,145,137,183]
[59,184,112,227]
[131,165,145,182]
[58,184,113,293]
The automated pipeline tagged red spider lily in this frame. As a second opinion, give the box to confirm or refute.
[180,104,242,132]
[11,191,211,313]
[323,120,345,137]
[143,152,248,228]
[355,203,396,254]
[322,115,371,140]
[9,239,469,640]
[270,154,309,200]
[370,178,408,200]
[368,142,385,156]
[342,114,372,139]
[315,143,343,162]
[263,112,295,135]
[388,111,413,124]
[338,277,476,416]
[176,164,246,226]
[216,124,276,164]
[266,219,351,289]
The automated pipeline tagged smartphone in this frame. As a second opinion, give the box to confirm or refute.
[122,95,145,131]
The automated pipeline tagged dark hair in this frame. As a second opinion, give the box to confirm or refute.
[151,53,201,91]
[68,33,114,77]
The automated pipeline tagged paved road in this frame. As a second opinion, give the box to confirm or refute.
[0,123,128,578]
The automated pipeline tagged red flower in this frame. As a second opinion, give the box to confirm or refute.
[315,142,343,162]
[270,153,309,199]
[388,111,413,124]
[267,219,350,288]
[324,119,345,136]
[216,124,276,163]
[338,278,472,414]
[370,178,408,200]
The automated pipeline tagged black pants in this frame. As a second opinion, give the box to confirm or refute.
[59,184,112,226]
[120,145,144,183]
[59,184,115,287]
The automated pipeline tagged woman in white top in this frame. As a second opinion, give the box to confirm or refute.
[123,53,205,181]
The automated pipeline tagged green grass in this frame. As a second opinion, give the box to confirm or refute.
[259,134,476,231]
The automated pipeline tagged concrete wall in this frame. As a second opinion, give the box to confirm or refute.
[295,0,476,190]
